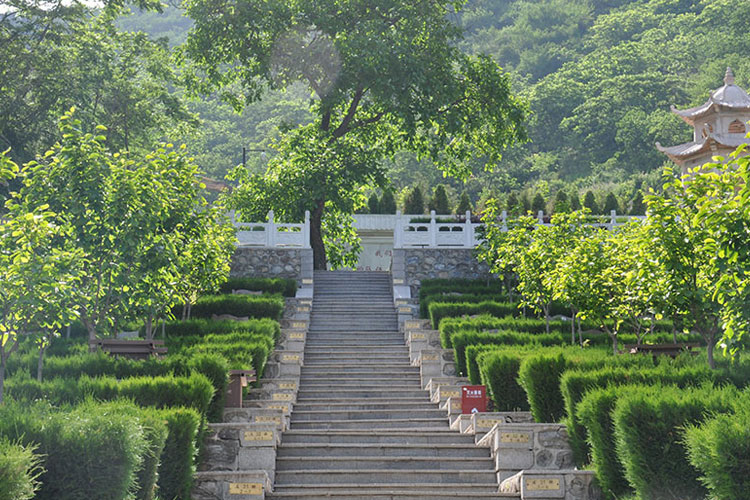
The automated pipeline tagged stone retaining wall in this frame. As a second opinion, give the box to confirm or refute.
[230,247,313,284]
[392,248,491,295]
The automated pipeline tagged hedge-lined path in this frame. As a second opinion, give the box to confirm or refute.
[269,271,504,499]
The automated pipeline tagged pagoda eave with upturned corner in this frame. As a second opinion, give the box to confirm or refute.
[657,67,750,173]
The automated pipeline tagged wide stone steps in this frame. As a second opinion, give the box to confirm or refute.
[268,271,503,500]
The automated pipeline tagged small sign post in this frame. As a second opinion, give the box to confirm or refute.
[461,385,487,414]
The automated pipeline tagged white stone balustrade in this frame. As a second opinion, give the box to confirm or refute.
[231,210,311,248]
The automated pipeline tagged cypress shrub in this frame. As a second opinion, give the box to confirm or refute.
[157,408,201,500]
[613,384,737,500]
[684,392,750,500]
[0,439,42,500]
[429,301,520,329]
[6,373,214,417]
[477,350,529,411]
[218,277,297,297]
[577,385,635,500]
[560,365,719,464]
[420,293,507,319]
[188,294,284,320]
[0,400,148,500]
[418,279,502,300]
[162,318,280,340]
[452,330,563,376]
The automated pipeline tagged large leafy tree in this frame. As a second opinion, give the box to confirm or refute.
[182,0,526,268]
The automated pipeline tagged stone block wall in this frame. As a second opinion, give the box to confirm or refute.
[392,248,491,295]
[230,248,313,285]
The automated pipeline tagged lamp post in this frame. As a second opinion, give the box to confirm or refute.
[242,147,267,168]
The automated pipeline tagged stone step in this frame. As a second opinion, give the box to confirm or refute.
[296,389,429,399]
[298,381,423,390]
[274,469,497,485]
[303,347,409,354]
[281,429,477,445]
[303,356,409,362]
[275,456,493,471]
[277,443,490,458]
[290,409,446,422]
[290,418,450,430]
[293,402,436,411]
[269,486,512,500]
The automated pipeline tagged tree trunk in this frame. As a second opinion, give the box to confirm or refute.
[571,309,576,345]
[66,324,71,340]
[0,346,5,405]
[187,302,192,321]
[543,304,550,334]
[611,334,618,355]
[310,200,327,270]
[145,315,153,341]
[37,341,46,382]
[706,334,716,369]
[182,303,188,321]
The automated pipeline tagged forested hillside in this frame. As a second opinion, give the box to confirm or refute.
[6,0,748,212]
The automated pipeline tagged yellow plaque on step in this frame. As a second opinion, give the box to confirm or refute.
[442,390,459,398]
[393,279,404,284]
[229,482,262,495]
[292,321,307,329]
[273,393,293,401]
[266,404,287,410]
[297,306,310,312]
[398,306,412,313]
[302,279,313,285]
[289,332,304,340]
[282,354,300,362]
[525,478,560,491]
[500,432,530,444]
[478,418,505,428]
[451,400,462,410]
[279,382,296,390]
[412,333,426,340]
[422,353,438,361]
[255,416,281,424]
[405,320,421,329]
[244,431,273,442]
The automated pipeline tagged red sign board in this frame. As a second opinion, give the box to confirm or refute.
[461,385,487,414]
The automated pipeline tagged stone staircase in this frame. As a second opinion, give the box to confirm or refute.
[269,271,504,499]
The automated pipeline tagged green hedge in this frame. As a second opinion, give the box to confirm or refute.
[162,318,280,340]
[613,384,738,500]
[477,349,529,411]
[158,408,201,500]
[418,279,503,301]
[188,294,284,320]
[560,364,722,464]
[0,438,41,500]
[429,301,520,329]
[684,391,750,500]
[6,373,214,417]
[0,400,148,500]
[419,293,508,318]
[577,385,637,499]
[452,330,563,376]
[518,349,652,424]
[11,352,229,422]
[219,277,297,297]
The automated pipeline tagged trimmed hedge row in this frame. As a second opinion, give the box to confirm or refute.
[684,391,750,500]
[418,279,503,301]
[559,363,744,465]
[188,294,284,320]
[419,293,507,318]
[219,277,297,297]
[162,318,280,340]
[166,331,275,378]
[6,373,214,417]
[452,330,564,376]
[0,399,200,500]
[0,438,41,500]
[10,352,229,423]
[429,301,520,329]
[613,384,738,500]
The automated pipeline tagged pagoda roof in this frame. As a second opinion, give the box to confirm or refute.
[671,68,750,124]
[656,133,748,161]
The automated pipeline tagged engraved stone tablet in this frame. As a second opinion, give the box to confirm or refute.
[255,416,281,424]
[229,483,262,495]
[501,432,531,444]
[272,393,293,401]
[412,333,426,340]
[244,431,273,442]
[289,332,304,340]
[292,321,306,329]
[282,354,300,362]
[279,382,296,390]
[526,478,560,491]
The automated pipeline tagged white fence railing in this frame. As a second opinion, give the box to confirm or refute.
[231,209,643,249]
[231,210,311,248]
[393,210,644,249]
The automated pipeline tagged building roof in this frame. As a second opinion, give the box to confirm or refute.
[671,68,750,124]
[656,133,748,161]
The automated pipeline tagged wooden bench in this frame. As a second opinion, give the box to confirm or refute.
[226,369,257,408]
[89,339,168,360]
[624,343,701,358]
